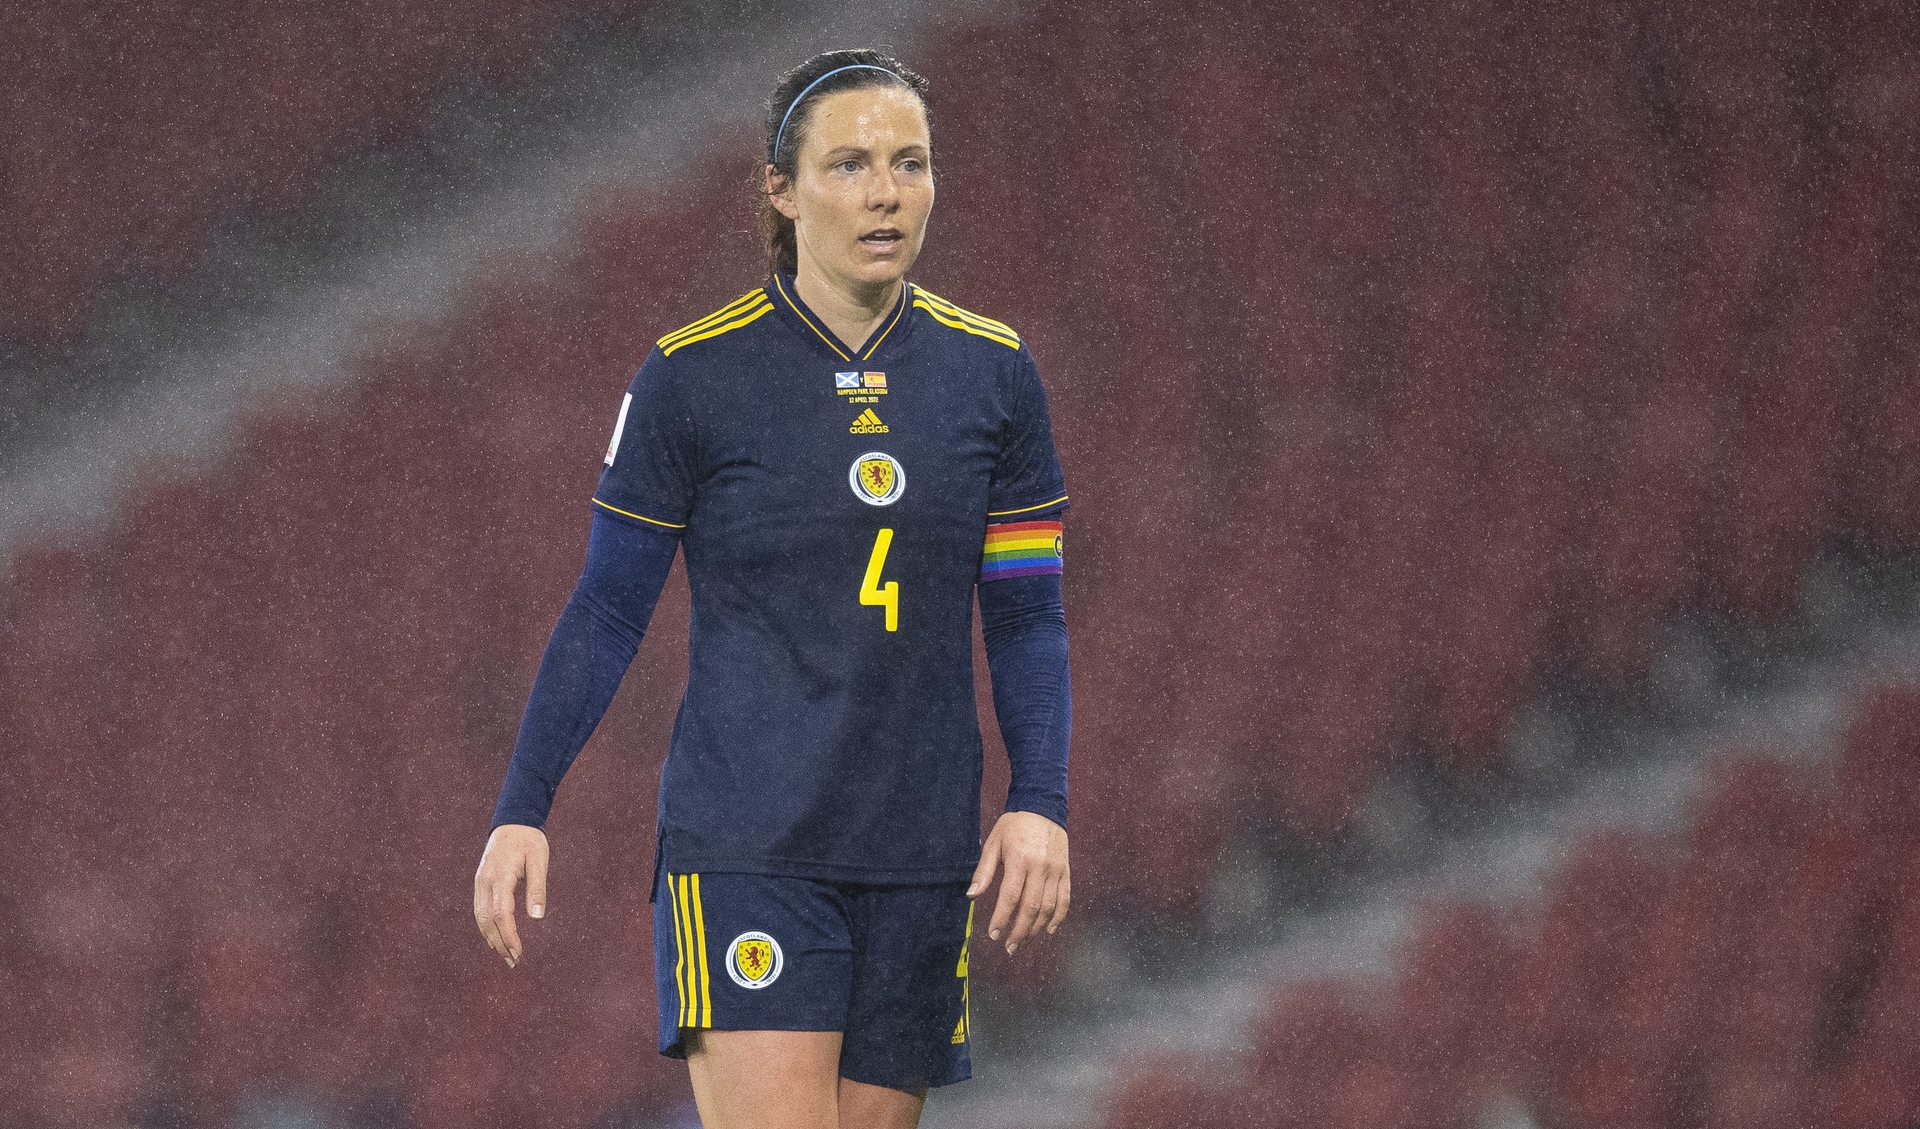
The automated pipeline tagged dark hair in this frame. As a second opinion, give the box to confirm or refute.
[759,49,932,277]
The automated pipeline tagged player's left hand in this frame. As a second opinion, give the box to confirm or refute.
[968,810,1069,955]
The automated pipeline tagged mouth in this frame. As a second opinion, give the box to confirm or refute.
[859,228,904,251]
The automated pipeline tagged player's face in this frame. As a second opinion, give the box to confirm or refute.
[772,86,934,293]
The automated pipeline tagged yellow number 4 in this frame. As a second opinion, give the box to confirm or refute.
[861,528,900,632]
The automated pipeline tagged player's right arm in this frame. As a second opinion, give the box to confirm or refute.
[475,348,698,968]
[474,510,679,966]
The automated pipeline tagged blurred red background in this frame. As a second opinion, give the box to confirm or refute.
[3,0,1917,1125]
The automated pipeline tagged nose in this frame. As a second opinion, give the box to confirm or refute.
[868,165,900,211]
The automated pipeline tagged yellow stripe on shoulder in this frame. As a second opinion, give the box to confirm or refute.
[659,288,766,345]
[660,298,773,356]
[914,287,1019,337]
[914,299,1020,349]
[912,287,1021,345]
[658,289,772,351]
[922,292,1018,339]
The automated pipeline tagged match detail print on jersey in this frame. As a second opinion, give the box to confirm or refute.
[849,451,906,506]
[726,931,784,989]
[836,370,887,404]
[980,520,1064,581]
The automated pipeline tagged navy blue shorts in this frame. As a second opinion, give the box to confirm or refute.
[653,868,975,1090]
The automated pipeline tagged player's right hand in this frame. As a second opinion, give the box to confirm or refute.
[474,823,550,968]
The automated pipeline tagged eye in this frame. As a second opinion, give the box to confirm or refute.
[899,158,923,173]
[837,159,860,173]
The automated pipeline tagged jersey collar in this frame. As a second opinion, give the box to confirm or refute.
[767,271,913,363]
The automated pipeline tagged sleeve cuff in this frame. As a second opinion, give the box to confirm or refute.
[491,791,552,832]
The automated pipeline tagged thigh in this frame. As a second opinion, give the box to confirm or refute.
[839,883,975,1091]
[686,1029,842,1129]
[838,1076,927,1129]
[653,869,853,1058]
[684,1031,927,1129]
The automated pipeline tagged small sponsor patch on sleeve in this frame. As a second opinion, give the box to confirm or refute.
[980,520,1063,581]
[604,392,632,466]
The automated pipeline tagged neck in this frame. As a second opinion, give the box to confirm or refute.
[791,259,901,354]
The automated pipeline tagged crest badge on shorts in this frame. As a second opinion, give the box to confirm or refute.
[849,452,906,506]
[726,931,783,989]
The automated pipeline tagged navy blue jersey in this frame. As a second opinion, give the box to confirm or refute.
[594,272,1068,884]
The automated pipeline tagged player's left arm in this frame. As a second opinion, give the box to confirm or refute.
[969,340,1072,955]
[969,567,1071,955]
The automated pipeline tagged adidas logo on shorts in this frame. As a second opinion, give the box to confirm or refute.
[849,408,890,434]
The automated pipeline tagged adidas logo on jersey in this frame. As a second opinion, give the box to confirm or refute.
[849,408,890,434]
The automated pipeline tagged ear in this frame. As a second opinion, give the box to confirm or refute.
[765,164,800,221]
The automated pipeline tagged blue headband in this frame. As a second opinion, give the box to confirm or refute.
[771,64,902,166]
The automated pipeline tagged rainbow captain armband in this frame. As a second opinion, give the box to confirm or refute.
[980,520,1063,581]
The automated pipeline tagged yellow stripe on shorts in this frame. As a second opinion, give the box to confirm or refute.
[953,902,974,1044]
[669,875,688,1027]
[691,874,712,1027]
[675,875,696,1027]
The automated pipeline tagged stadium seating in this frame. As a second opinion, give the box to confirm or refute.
[0,0,653,345]
[1097,683,1920,1129]
[2,0,1918,1120]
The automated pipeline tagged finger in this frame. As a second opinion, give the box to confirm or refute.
[1048,870,1071,933]
[475,892,507,960]
[526,848,549,920]
[1035,873,1061,934]
[1006,861,1048,952]
[492,873,523,967]
[495,903,521,966]
[989,857,1027,946]
[967,834,1001,899]
[475,860,510,954]
[474,875,497,946]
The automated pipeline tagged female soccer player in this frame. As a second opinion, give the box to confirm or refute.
[473,49,1072,1129]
